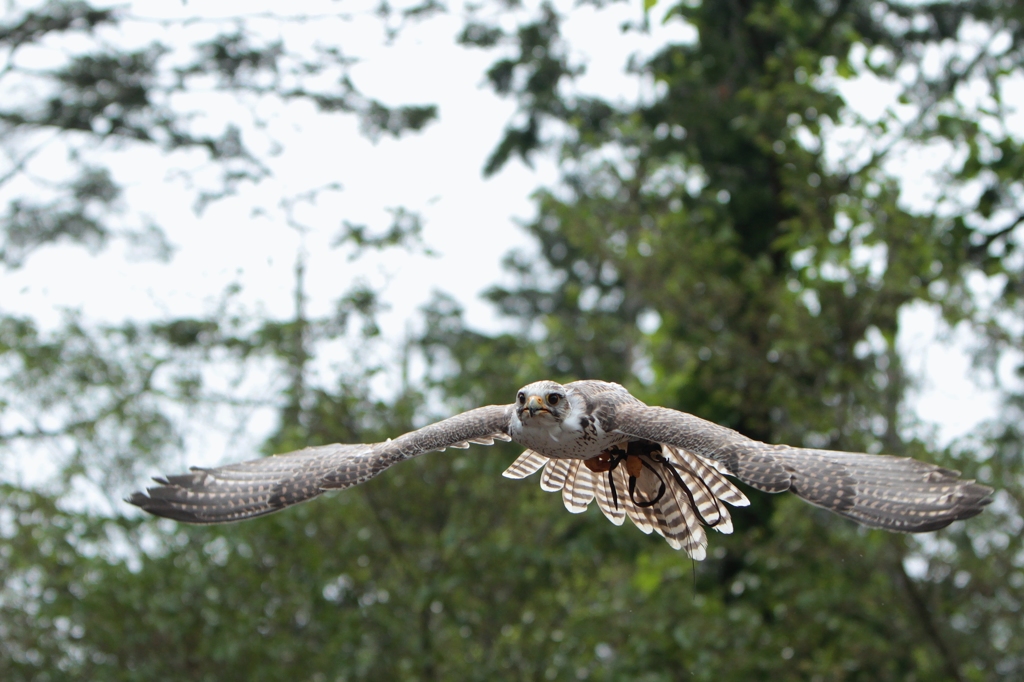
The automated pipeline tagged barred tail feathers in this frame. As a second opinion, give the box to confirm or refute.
[503,446,750,559]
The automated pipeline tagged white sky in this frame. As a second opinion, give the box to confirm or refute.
[0,0,1016,486]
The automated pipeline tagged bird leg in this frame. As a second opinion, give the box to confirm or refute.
[583,441,669,509]
[584,443,628,508]
[583,441,629,473]
[624,441,666,504]
[583,452,614,473]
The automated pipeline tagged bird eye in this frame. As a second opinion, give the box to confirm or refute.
[517,392,525,403]
[548,393,561,405]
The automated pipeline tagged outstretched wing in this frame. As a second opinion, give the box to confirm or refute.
[128,405,513,524]
[610,404,993,532]
[127,443,381,524]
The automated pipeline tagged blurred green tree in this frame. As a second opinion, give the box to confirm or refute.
[1,1,1021,681]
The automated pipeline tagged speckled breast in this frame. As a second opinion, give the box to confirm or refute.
[510,412,623,460]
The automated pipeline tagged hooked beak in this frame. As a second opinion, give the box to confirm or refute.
[526,395,546,416]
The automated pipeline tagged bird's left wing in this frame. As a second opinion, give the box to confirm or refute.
[610,403,993,532]
[127,404,513,524]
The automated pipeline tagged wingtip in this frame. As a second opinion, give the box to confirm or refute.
[972,481,996,504]
[124,491,147,507]
[124,490,222,524]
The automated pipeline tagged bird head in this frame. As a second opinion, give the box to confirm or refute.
[515,381,571,423]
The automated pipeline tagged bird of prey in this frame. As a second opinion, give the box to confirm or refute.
[128,380,993,560]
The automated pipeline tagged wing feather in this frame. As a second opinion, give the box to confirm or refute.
[664,450,726,530]
[621,465,658,535]
[594,467,625,526]
[540,458,572,492]
[561,461,595,513]
[373,405,513,461]
[668,445,750,510]
[129,404,514,524]
[502,450,549,479]
[127,443,379,524]
[612,404,993,532]
[652,477,707,559]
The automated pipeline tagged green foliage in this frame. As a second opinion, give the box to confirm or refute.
[1,0,1022,680]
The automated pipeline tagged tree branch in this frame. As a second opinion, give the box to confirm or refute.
[969,213,1024,260]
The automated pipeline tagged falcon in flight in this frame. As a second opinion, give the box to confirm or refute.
[129,380,992,559]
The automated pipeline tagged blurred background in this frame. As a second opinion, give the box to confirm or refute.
[1,0,1021,679]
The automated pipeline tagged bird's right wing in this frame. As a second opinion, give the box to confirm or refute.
[126,443,382,524]
[127,404,513,524]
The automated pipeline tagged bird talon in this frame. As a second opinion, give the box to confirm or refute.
[584,453,613,473]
